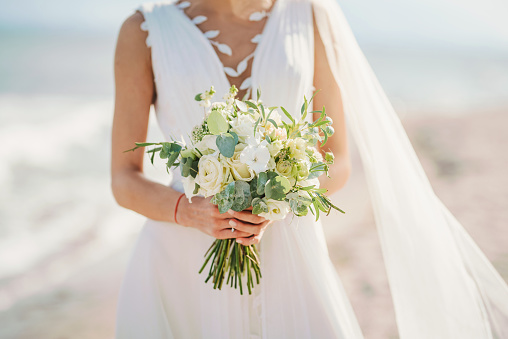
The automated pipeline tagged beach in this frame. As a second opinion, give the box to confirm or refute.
[1,107,506,339]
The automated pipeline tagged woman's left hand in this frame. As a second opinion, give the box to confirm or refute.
[227,207,273,246]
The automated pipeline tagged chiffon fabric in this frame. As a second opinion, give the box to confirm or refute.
[115,0,508,338]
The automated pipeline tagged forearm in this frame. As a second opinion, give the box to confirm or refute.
[318,156,351,195]
[111,168,183,223]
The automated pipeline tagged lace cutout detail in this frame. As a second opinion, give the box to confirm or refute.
[176,0,274,98]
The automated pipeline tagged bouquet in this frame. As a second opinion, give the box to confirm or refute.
[126,85,343,294]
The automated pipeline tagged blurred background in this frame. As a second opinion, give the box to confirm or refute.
[0,0,507,338]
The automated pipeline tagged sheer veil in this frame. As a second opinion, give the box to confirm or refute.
[311,0,508,337]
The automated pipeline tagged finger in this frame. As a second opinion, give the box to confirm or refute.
[215,228,252,239]
[227,219,266,235]
[237,233,262,246]
[227,209,266,224]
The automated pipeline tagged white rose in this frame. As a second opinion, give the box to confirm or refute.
[194,155,227,197]
[230,113,256,142]
[258,199,291,221]
[222,145,255,181]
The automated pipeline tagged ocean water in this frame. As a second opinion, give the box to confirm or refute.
[1,2,508,310]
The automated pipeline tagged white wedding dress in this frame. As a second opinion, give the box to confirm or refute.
[116,0,508,338]
[116,0,364,338]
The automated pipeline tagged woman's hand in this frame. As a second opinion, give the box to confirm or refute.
[176,197,272,245]
[227,207,272,246]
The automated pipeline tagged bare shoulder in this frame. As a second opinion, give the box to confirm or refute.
[115,10,152,76]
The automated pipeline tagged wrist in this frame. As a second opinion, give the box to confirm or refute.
[174,193,186,225]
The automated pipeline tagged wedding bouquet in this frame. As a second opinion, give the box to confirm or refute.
[126,85,343,294]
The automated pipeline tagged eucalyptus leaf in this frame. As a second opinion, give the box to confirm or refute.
[256,172,268,195]
[231,181,252,212]
[265,176,291,201]
[216,133,236,158]
[207,111,229,135]
[252,197,269,214]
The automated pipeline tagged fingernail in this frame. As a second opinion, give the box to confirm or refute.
[236,239,243,244]
[229,220,237,227]
[228,210,235,216]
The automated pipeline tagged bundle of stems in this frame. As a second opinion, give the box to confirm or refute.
[199,239,261,295]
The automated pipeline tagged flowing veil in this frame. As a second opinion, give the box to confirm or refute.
[312,0,508,337]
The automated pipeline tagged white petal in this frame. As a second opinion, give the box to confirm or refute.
[236,58,248,75]
[192,15,207,24]
[251,34,262,44]
[140,21,149,32]
[224,67,238,77]
[249,11,266,21]
[177,1,191,9]
[239,77,252,90]
[203,30,220,38]
[216,43,232,56]
[235,99,248,112]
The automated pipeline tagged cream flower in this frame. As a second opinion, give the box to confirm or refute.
[267,139,284,157]
[194,155,227,197]
[193,135,218,155]
[222,145,255,181]
[258,199,291,221]
[230,113,256,142]
[287,137,307,160]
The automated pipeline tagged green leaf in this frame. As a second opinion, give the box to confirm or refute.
[207,111,229,135]
[256,88,261,102]
[256,172,268,196]
[229,131,239,145]
[231,181,252,212]
[194,93,203,101]
[301,96,308,119]
[322,128,329,147]
[252,197,269,214]
[245,100,259,111]
[214,182,235,214]
[265,175,291,201]
[249,177,261,199]
[267,118,278,128]
[216,133,236,158]
[280,106,295,124]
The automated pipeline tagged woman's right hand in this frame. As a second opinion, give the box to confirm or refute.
[176,196,270,240]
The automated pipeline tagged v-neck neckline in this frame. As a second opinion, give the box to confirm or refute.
[171,0,282,98]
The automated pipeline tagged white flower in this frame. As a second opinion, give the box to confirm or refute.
[258,199,291,221]
[298,177,320,189]
[287,137,307,160]
[182,175,198,202]
[193,135,218,155]
[240,141,271,174]
[194,155,227,197]
[230,113,256,142]
[222,144,255,181]
[267,139,284,157]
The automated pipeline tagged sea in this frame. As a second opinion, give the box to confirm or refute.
[0,0,507,310]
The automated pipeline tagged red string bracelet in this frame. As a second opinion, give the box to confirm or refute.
[174,193,185,224]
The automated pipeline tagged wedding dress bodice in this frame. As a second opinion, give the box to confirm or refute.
[138,0,314,146]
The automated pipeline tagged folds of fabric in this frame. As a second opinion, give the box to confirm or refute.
[312,0,508,337]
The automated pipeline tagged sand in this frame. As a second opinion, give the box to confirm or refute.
[1,109,507,339]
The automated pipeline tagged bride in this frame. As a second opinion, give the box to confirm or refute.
[111,0,508,338]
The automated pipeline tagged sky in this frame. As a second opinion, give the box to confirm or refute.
[0,0,507,52]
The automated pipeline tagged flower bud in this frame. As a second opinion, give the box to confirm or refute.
[325,152,334,164]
